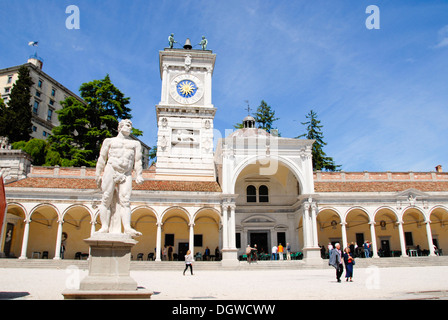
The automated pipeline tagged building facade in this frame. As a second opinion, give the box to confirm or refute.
[0,55,85,140]
[1,45,447,266]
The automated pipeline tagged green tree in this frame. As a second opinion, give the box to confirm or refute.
[49,74,142,167]
[0,66,33,143]
[253,100,279,133]
[297,110,341,172]
[149,145,157,166]
[234,100,279,133]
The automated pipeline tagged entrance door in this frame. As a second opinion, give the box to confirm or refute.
[178,242,189,261]
[381,240,391,257]
[249,231,269,254]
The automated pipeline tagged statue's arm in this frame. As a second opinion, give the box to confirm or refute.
[95,139,110,187]
[134,142,144,184]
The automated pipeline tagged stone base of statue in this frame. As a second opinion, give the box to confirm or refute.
[62,233,152,300]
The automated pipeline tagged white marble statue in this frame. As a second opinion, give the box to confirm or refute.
[95,119,144,236]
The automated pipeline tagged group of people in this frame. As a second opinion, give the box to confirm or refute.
[324,241,372,259]
[271,243,291,260]
[328,243,355,282]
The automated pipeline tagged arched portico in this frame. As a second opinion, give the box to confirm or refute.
[161,207,191,261]
[193,207,221,260]
[131,206,158,261]
[59,205,93,259]
[1,203,27,258]
[429,206,448,255]
[317,208,342,258]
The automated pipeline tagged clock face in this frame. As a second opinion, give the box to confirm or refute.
[177,80,197,98]
[170,74,204,105]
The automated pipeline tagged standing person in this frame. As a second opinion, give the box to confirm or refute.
[286,243,291,260]
[278,243,284,260]
[329,243,344,283]
[364,241,371,258]
[343,247,355,282]
[162,246,167,261]
[168,245,173,261]
[183,250,194,276]
[271,245,278,260]
[327,242,333,259]
[246,245,253,263]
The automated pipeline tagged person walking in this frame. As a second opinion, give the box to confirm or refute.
[363,241,371,258]
[343,247,355,282]
[329,243,344,282]
[183,250,194,275]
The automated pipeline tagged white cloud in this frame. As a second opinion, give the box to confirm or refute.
[434,25,448,48]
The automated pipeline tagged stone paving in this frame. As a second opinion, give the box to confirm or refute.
[1,265,448,300]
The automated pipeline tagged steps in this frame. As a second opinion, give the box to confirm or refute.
[0,256,447,271]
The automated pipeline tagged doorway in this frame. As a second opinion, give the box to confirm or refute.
[178,242,189,261]
[248,231,269,254]
[381,239,391,257]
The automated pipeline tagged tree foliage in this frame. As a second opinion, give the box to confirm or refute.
[297,110,341,172]
[234,100,279,134]
[49,74,141,167]
[0,66,33,143]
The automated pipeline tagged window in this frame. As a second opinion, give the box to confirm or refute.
[259,185,269,202]
[165,234,174,246]
[405,232,413,246]
[47,108,53,121]
[246,185,257,202]
[38,79,43,88]
[43,131,48,137]
[51,88,56,97]
[7,76,12,84]
[49,99,55,106]
[35,91,41,98]
[4,87,10,93]
[33,101,39,114]
[32,126,37,132]
[194,235,203,247]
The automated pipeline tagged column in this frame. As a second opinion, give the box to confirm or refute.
[19,219,30,259]
[221,204,229,249]
[341,222,347,251]
[155,222,162,261]
[369,221,379,258]
[161,64,168,103]
[229,205,236,249]
[425,221,435,256]
[53,220,64,260]
[189,223,195,252]
[310,203,319,248]
[397,221,408,257]
[302,202,310,248]
[90,221,96,236]
[204,67,212,106]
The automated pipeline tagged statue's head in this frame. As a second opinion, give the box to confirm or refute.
[118,119,133,135]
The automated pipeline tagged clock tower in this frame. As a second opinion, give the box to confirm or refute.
[155,39,217,180]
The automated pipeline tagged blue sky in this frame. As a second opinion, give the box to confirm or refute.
[1,0,448,172]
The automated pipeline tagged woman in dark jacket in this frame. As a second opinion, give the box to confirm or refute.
[343,247,355,282]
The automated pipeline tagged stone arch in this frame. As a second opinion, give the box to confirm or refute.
[345,207,371,251]
[316,207,343,254]
[402,206,429,253]
[131,206,158,260]
[428,206,448,254]
[28,203,60,259]
[374,206,401,257]
[61,204,93,259]
[193,207,221,259]
[1,202,27,258]
[230,155,308,195]
[161,206,191,260]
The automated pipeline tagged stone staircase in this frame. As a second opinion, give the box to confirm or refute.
[0,256,447,271]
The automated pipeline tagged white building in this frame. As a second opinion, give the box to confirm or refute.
[1,44,447,266]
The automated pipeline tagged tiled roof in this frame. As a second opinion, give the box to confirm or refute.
[314,181,448,193]
[6,177,222,193]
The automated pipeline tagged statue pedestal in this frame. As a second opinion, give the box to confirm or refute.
[62,233,152,300]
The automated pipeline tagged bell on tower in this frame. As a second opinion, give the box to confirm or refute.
[183,38,192,50]
[243,116,256,128]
